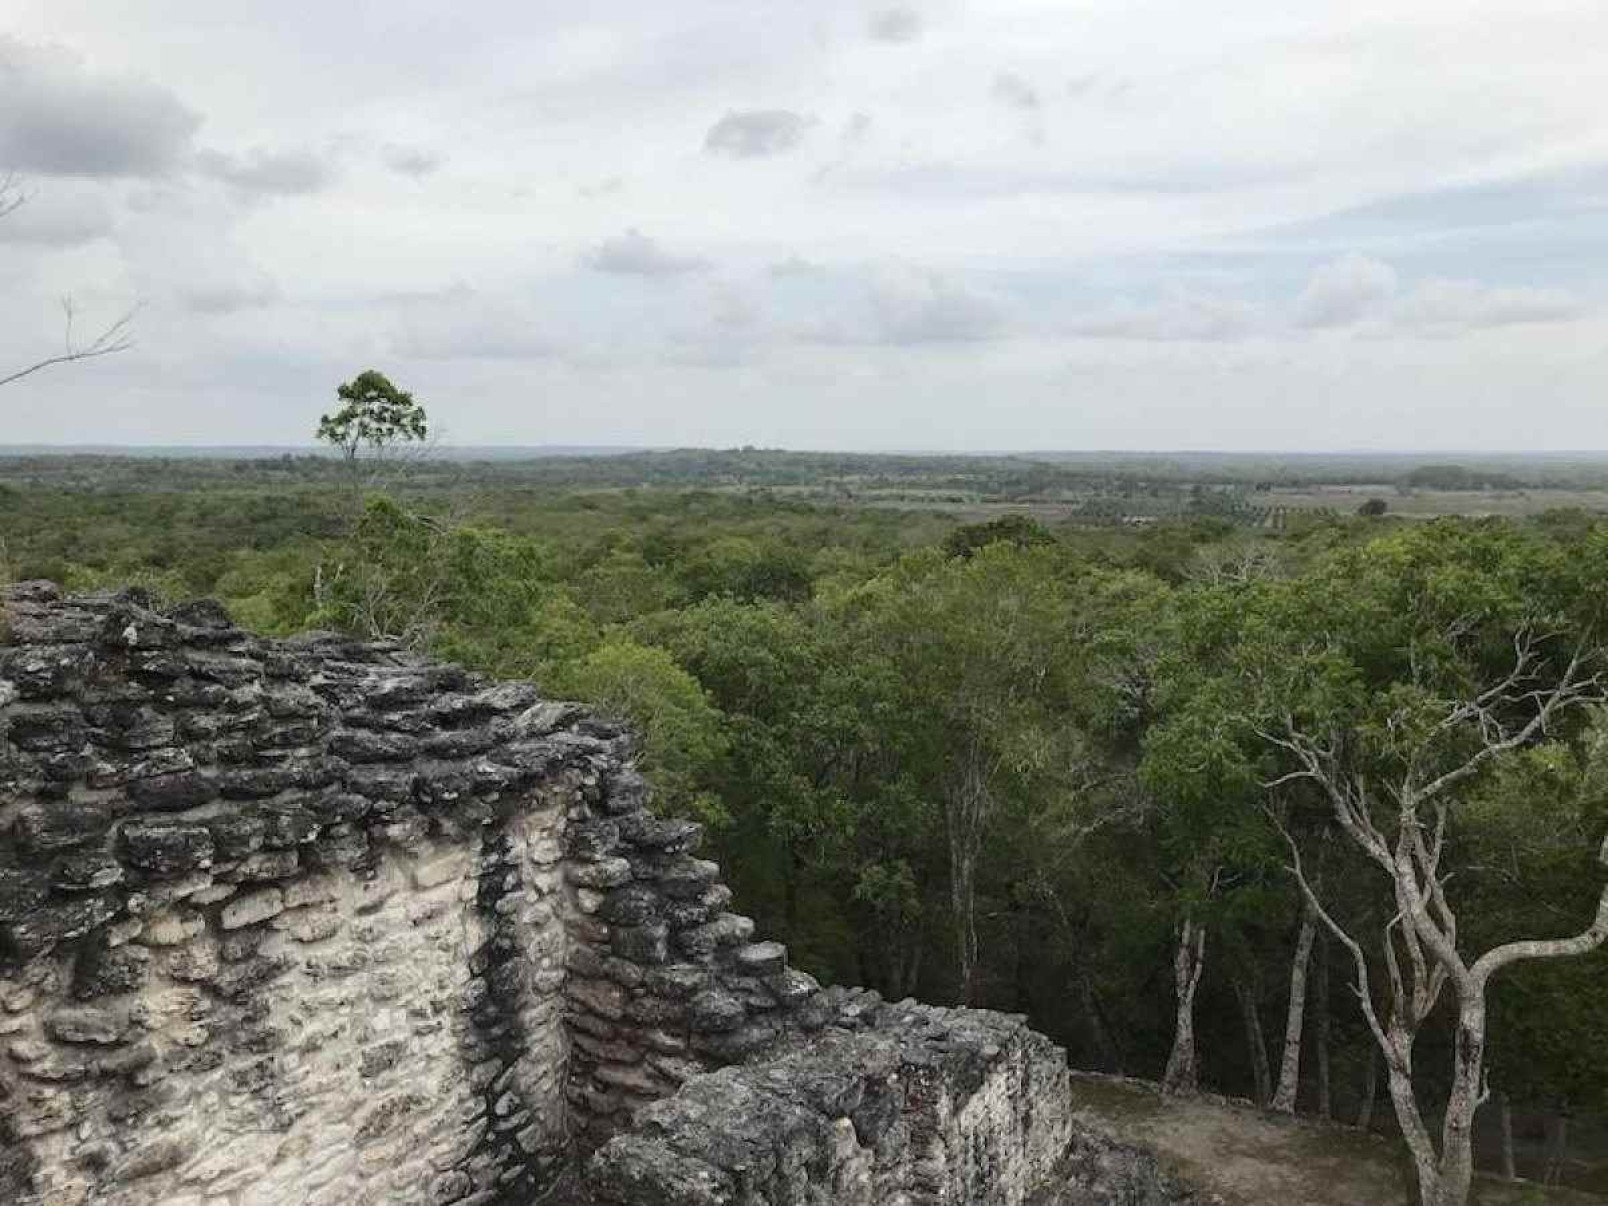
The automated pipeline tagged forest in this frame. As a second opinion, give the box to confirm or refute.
[3,443,1607,1205]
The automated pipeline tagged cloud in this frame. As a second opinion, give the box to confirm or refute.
[768,255,819,277]
[0,38,200,177]
[1295,253,1399,328]
[0,188,114,246]
[1396,279,1580,331]
[183,275,280,314]
[1289,256,1578,333]
[703,110,813,158]
[197,146,338,195]
[394,293,559,360]
[584,228,710,276]
[865,265,1011,345]
[381,144,443,178]
[868,7,924,44]
[991,72,1042,112]
[1078,286,1262,341]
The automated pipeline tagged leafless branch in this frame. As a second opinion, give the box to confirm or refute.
[0,173,24,220]
[1470,829,1608,986]
[1268,807,1391,1054]
[0,299,139,389]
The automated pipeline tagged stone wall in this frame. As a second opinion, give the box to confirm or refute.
[582,1000,1074,1205]
[2,583,1128,1206]
[0,583,602,1205]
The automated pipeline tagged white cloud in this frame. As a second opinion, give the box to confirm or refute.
[380,144,443,178]
[798,264,1010,346]
[703,110,813,158]
[393,291,559,360]
[0,187,114,246]
[868,7,924,44]
[1296,253,1399,328]
[1396,278,1580,331]
[0,38,200,178]
[870,266,1009,344]
[583,229,710,277]
[3,2,1607,447]
[197,146,338,195]
[1078,286,1263,342]
[991,72,1042,112]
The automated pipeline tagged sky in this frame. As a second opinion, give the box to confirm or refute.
[2,0,1606,451]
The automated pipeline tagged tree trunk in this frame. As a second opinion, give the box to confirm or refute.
[1497,1093,1516,1181]
[949,840,978,1005]
[1271,900,1319,1113]
[1427,1004,1487,1206]
[1357,1047,1378,1131]
[1074,954,1123,1074]
[1383,1043,1445,1206]
[1315,934,1332,1120]
[1235,978,1272,1106]
[946,745,990,1007]
[1162,917,1207,1096]
[1542,1108,1570,1186]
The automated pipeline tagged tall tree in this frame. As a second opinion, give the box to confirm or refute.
[316,369,429,496]
[1240,524,1608,1206]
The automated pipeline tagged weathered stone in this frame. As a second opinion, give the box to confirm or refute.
[0,584,1100,1206]
[617,814,703,853]
[3,893,120,957]
[732,940,787,977]
[565,857,633,890]
[119,823,216,876]
[45,1003,130,1044]
[599,883,661,926]
[565,820,620,861]
[220,887,284,929]
[676,913,755,959]
[50,849,126,891]
[611,923,670,966]
[687,988,747,1034]
[330,728,416,763]
[0,868,50,921]
[73,942,149,999]
[568,978,628,1021]
[15,801,114,852]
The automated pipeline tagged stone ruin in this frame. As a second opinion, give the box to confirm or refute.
[0,583,1187,1205]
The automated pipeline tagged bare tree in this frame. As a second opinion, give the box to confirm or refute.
[1270,894,1319,1112]
[0,177,137,389]
[1262,631,1608,1206]
[1160,912,1208,1095]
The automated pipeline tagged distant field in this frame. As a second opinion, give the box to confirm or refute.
[1264,485,1608,519]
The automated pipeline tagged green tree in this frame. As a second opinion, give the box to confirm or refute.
[564,639,729,821]
[1227,523,1608,1206]
[316,370,428,495]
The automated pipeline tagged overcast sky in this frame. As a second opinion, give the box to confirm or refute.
[3,0,1606,450]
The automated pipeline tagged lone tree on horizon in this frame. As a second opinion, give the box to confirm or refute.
[317,370,429,491]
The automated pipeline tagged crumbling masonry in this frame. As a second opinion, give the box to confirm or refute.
[0,583,1182,1205]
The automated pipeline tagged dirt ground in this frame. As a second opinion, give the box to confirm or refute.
[1061,1074,1605,1206]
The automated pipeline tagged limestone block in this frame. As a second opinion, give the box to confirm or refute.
[220,887,285,930]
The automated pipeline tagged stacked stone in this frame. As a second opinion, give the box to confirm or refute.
[3,582,1103,1206]
[0,582,620,1205]
[559,770,832,1150]
[580,1000,1077,1206]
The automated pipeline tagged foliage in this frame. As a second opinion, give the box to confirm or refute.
[316,370,428,466]
[5,452,1608,1189]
